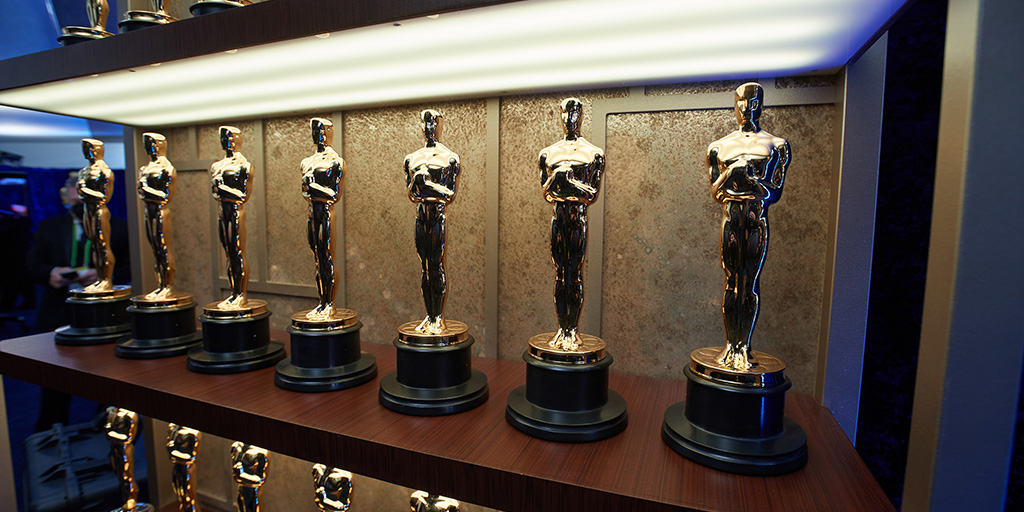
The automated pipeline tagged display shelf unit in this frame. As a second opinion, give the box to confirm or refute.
[0,332,893,512]
[0,0,519,92]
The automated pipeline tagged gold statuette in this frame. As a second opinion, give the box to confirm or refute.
[532,98,606,361]
[294,118,356,330]
[59,0,113,44]
[231,442,268,512]
[399,110,468,346]
[699,81,791,380]
[73,139,130,301]
[312,464,353,511]
[106,408,154,512]
[410,491,460,512]
[135,132,191,307]
[167,424,201,512]
[207,126,265,317]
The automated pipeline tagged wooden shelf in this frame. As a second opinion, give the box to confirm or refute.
[0,0,519,91]
[0,331,893,511]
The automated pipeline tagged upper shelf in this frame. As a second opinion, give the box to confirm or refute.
[0,332,894,512]
[0,0,909,126]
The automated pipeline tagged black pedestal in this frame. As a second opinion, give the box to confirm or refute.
[187,311,284,374]
[116,302,203,359]
[379,336,488,416]
[661,366,807,475]
[506,351,628,443]
[275,321,377,392]
[54,293,131,346]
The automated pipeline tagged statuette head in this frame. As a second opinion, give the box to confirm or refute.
[142,132,167,157]
[734,82,763,129]
[421,109,443,144]
[560,97,583,138]
[82,138,105,161]
[311,118,333,147]
[219,126,242,152]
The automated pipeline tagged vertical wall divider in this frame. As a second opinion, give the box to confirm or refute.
[483,97,501,358]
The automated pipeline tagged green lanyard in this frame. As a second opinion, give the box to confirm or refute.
[70,228,92,269]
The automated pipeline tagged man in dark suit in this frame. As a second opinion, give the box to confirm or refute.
[25,174,129,431]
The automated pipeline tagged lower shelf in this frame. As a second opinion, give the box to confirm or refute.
[0,332,892,511]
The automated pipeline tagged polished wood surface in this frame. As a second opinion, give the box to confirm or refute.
[0,332,893,511]
[0,0,523,91]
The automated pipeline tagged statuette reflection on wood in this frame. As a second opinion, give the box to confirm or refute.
[410,491,460,512]
[403,109,462,338]
[211,126,253,310]
[312,464,352,511]
[705,81,791,373]
[231,442,268,512]
[536,97,605,353]
[105,408,154,512]
[167,424,201,512]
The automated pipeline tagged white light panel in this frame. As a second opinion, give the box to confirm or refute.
[0,0,908,126]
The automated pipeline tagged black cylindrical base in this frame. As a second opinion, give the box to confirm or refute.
[274,322,377,392]
[118,19,161,33]
[187,312,284,374]
[116,302,203,359]
[54,295,131,346]
[661,366,808,476]
[189,2,239,16]
[505,350,628,443]
[378,336,488,416]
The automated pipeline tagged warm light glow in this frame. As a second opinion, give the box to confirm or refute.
[0,0,908,126]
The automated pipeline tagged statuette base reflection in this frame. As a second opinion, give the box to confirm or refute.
[379,334,488,416]
[527,333,605,364]
[189,0,251,16]
[117,295,202,359]
[54,288,132,346]
[397,320,469,347]
[57,26,113,46]
[275,311,377,393]
[506,347,627,443]
[118,10,175,33]
[187,300,284,374]
[661,359,807,475]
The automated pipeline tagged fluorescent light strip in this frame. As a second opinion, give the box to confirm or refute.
[0,0,907,126]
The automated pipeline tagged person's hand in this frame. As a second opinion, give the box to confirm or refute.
[49,267,73,289]
[75,268,98,286]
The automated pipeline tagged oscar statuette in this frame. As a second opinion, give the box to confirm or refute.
[661,82,807,475]
[378,110,488,416]
[312,464,353,512]
[186,126,285,374]
[117,132,203,358]
[54,139,133,345]
[105,408,154,512]
[119,0,176,33]
[504,98,627,442]
[275,118,377,392]
[189,0,252,17]
[58,0,113,46]
[167,424,201,512]
[410,491,460,512]
[231,442,268,512]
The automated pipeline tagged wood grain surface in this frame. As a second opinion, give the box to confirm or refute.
[0,332,893,511]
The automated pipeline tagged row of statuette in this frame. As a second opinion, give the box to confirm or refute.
[59,0,252,45]
[55,83,807,476]
[105,407,457,512]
